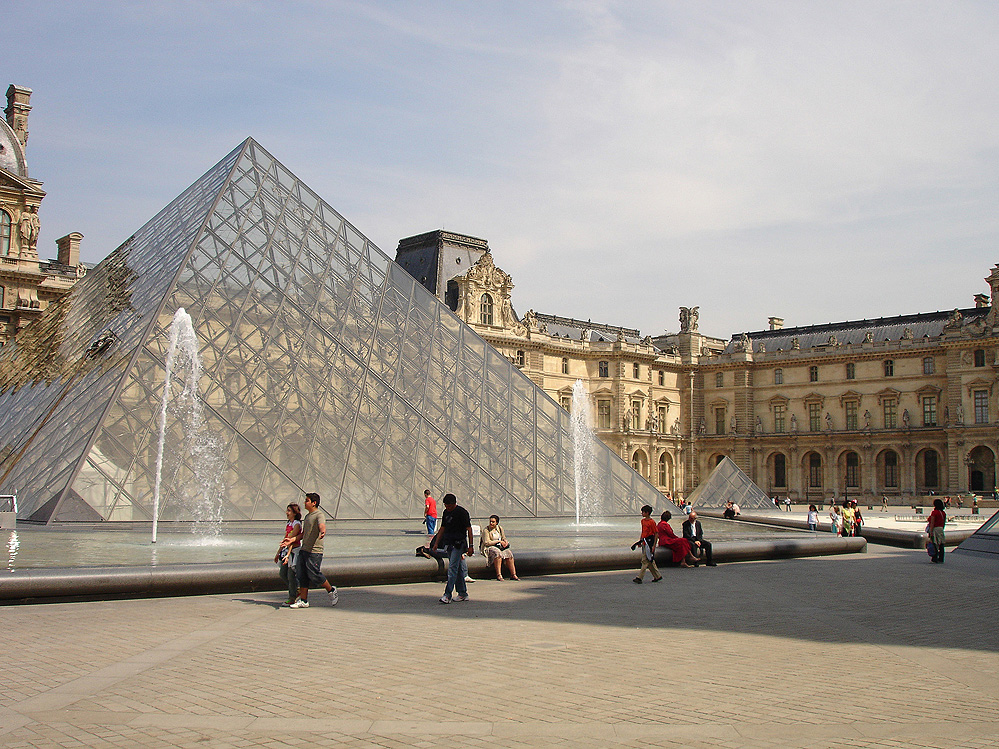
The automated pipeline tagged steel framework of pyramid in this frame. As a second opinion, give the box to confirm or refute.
[685,457,773,510]
[0,138,675,523]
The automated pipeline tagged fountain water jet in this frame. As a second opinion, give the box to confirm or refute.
[152,308,225,543]
[570,379,601,523]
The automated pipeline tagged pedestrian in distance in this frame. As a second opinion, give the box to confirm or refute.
[927,498,947,563]
[806,504,818,531]
[290,492,338,608]
[829,505,842,534]
[632,505,662,583]
[423,489,438,542]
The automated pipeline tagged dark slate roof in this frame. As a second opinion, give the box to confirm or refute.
[723,307,988,354]
[533,312,645,345]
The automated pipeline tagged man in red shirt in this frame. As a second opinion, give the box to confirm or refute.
[631,504,662,583]
[423,489,438,541]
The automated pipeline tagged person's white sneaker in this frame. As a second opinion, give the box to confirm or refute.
[328,587,338,606]
[289,599,309,609]
[439,595,451,604]
[454,594,468,602]
[464,575,475,583]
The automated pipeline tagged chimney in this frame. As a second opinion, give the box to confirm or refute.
[768,316,784,330]
[975,293,989,308]
[5,84,32,149]
[56,232,83,267]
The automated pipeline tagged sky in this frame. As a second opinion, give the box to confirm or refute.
[7,1,999,339]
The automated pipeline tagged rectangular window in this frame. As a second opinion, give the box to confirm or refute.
[633,362,640,379]
[808,403,821,432]
[809,455,822,488]
[597,399,611,429]
[883,399,898,429]
[598,361,609,378]
[974,390,989,424]
[774,368,783,385]
[715,372,724,388]
[773,455,787,487]
[922,397,937,427]
[657,405,667,433]
[773,404,786,433]
[883,359,894,377]
[924,450,939,488]
[845,454,860,488]
[631,400,642,430]
[845,401,858,431]
[715,408,726,435]
[561,357,569,375]
[516,350,525,367]
[846,363,855,380]
[974,349,986,367]
[809,366,818,382]
[923,357,934,375]
[560,395,571,412]
[658,370,665,386]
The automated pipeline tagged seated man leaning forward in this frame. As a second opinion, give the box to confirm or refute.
[479,514,519,580]
[681,511,716,566]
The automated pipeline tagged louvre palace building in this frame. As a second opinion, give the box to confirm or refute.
[397,230,999,504]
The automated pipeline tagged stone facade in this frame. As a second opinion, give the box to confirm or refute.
[396,229,999,502]
[0,84,86,347]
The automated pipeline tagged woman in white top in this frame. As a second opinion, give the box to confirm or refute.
[829,505,842,534]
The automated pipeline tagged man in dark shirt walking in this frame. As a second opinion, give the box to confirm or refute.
[429,493,474,604]
[290,492,338,608]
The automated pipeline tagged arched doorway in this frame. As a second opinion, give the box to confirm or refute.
[841,451,861,493]
[768,452,787,493]
[876,449,901,495]
[915,448,941,493]
[803,451,823,498]
[632,449,649,480]
[968,446,996,493]
[657,452,674,493]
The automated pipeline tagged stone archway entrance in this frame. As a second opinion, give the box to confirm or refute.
[968,446,996,493]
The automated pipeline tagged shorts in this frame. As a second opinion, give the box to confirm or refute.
[296,551,327,588]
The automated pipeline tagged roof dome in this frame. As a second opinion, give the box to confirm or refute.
[0,117,27,177]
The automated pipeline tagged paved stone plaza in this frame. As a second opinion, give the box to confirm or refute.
[2,546,997,749]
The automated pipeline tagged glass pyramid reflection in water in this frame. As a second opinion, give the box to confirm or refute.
[0,139,674,523]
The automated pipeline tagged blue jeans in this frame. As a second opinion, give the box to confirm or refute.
[425,516,437,535]
[444,546,468,598]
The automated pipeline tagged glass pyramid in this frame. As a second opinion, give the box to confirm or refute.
[0,139,673,523]
[685,457,773,510]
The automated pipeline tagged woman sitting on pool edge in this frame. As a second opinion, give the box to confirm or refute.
[479,514,519,580]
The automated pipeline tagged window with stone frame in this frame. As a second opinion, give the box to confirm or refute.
[808,402,821,432]
[515,349,525,367]
[714,406,726,435]
[0,210,11,256]
[657,404,667,433]
[922,357,935,375]
[631,399,643,430]
[658,453,668,487]
[598,360,609,378]
[597,399,611,429]
[560,394,571,412]
[883,398,898,429]
[561,357,569,375]
[846,362,856,380]
[658,370,665,386]
[844,400,859,431]
[883,359,894,377]
[974,389,989,424]
[774,368,783,385]
[633,362,640,379]
[479,293,494,325]
[974,349,986,367]
[922,396,937,427]
[923,450,939,488]
[809,365,819,382]
[773,403,786,433]
[715,371,724,388]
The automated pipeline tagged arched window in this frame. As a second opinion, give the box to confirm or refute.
[808,453,822,488]
[658,453,668,487]
[632,449,648,478]
[845,451,860,488]
[0,210,11,256]
[479,293,494,325]
[773,453,787,488]
[884,450,899,488]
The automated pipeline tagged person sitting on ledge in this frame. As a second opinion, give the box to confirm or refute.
[657,511,699,568]
[681,511,716,566]
[722,501,737,520]
[479,514,519,580]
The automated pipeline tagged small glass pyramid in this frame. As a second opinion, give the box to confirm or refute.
[0,139,671,523]
[686,457,773,510]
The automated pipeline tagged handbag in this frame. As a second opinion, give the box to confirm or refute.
[926,542,937,559]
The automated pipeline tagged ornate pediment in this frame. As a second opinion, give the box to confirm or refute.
[768,393,789,405]
[838,389,863,405]
[966,377,994,395]
[875,387,901,405]
[802,392,825,406]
